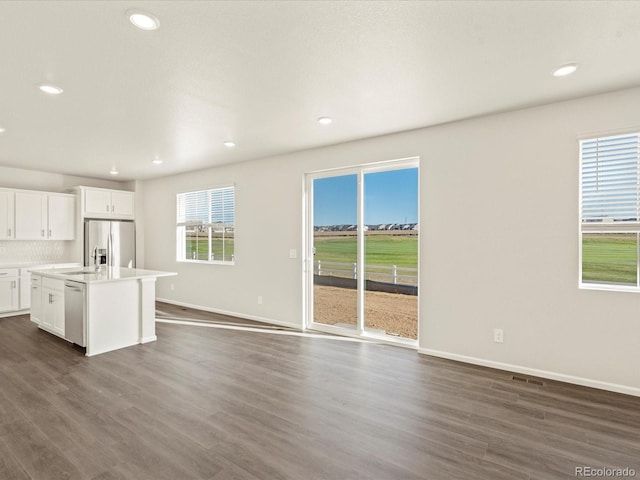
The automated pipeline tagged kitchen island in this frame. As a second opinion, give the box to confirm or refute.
[30,267,176,356]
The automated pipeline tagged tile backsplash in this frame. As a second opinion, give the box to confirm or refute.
[0,241,68,266]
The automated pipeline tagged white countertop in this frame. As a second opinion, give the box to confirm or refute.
[30,266,177,284]
[0,262,81,271]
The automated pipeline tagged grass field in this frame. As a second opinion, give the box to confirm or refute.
[186,234,234,262]
[582,234,636,285]
[313,234,418,267]
[313,233,637,286]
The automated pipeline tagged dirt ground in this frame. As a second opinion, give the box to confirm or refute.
[313,285,418,340]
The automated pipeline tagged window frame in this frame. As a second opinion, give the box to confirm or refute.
[176,184,236,266]
[579,132,640,291]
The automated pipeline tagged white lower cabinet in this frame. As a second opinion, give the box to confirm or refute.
[51,290,65,336]
[41,277,65,338]
[19,270,31,309]
[0,269,19,313]
[30,280,42,325]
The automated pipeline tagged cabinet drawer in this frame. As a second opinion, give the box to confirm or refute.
[0,268,18,277]
[31,275,42,285]
[42,277,65,291]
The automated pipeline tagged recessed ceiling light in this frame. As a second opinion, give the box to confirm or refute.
[223,141,236,148]
[127,10,160,30]
[317,116,333,125]
[552,63,578,77]
[152,158,163,165]
[0,127,5,133]
[38,84,64,95]
[109,168,119,175]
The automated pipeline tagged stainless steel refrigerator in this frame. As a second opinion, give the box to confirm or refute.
[84,220,136,268]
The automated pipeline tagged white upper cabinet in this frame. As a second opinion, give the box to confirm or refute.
[81,187,134,219]
[14,191,75,240]
[15,192,47,240]
[0,190,15,240]
[84,188,112,216]
[110,191,134,217]
[47,194,75,240]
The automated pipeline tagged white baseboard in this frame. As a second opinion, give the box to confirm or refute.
[140,335,157,344]
[155,297,301,330]
[419,348,640,398]
[0,309,29,319]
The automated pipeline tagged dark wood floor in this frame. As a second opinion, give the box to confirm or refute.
[1,305,639,480]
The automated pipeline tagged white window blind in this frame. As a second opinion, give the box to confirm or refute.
[177,190,209,227]
[176,186,235,263]
[580,133,640,290]
[581,133,640,225]
[210,187,235,231]
[177,187,235,229]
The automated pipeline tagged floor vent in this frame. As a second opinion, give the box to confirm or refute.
[512,375,545,387]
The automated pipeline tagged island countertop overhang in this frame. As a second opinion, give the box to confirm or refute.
[29,267,177,284]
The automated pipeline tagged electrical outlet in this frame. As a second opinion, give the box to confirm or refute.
[289,249,297,259]
[493,328,504,343]
[170,283,174,291]
[258,295,263,305]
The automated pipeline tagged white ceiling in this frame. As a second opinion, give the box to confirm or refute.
[1,1,640,181]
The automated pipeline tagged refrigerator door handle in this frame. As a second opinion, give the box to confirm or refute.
[107,232,112,267]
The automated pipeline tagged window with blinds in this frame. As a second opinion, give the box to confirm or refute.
[580,133,640,288]
[176,186,235,264]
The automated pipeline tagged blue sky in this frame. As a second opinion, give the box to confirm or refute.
[313,168,418,226]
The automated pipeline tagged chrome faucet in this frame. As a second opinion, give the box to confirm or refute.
[93,246,100,271]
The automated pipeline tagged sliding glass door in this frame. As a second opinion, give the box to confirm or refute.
[363,169,418,340]
[311,173,359,331]
[307,160,419,344]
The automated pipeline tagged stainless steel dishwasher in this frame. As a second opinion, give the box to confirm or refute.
[64,281,86,347]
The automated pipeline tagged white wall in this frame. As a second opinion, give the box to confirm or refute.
[142,86,640,394]
[0,165,125,192]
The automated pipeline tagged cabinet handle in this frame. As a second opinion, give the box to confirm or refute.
[48,229,52,237]
[12,281,16,289]
[112,205,115,213]
[106,204,109,212]
[7,228,10,236]
[41,229,45,237]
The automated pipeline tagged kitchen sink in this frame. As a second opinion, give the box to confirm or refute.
[63,270,98,275]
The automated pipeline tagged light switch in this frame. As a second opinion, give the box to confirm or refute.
[289,249,297,259]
